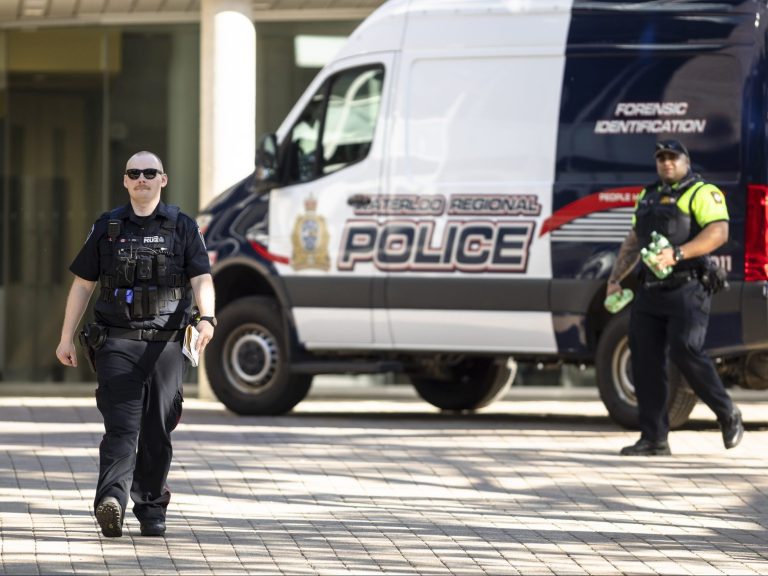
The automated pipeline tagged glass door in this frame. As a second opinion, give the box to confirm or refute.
[5,88,102,381]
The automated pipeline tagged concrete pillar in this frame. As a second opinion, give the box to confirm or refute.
[199,0,256,399]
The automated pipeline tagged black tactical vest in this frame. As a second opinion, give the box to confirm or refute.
[96,204,189,324]
[635,174,707,271]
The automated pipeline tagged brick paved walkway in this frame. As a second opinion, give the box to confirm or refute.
[0,388,766,575]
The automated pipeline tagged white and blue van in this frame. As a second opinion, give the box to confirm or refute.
[197,0,768,427]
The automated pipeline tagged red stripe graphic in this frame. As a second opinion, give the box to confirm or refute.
[249,240,290,265]
[539,186,643,237]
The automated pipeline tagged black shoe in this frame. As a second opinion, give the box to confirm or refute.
[721,408,744,449]
[95,496,122,537]
[620,438,671,456]
[140,521,166,537]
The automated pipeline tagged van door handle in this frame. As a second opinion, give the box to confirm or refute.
[347,194,372,208]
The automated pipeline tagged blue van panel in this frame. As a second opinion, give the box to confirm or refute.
[549,0,768,354]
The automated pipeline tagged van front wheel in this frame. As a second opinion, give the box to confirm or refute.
[205,296,312,415]
[596,312,697,429]
[409,356,515,411]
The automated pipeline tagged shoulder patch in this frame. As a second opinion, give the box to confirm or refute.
[711,190,724,204]
[197,226,207,250]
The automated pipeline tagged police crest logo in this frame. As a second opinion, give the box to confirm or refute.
[291,195,330,271]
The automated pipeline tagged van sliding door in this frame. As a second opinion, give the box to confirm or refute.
[383,49,565,354]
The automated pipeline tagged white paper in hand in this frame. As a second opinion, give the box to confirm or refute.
[182,324,200,367]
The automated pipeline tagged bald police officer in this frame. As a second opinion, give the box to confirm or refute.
[56,151,215,537]
[607,139,744,456]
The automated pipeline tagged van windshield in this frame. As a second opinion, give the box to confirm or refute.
[284,65,384,184]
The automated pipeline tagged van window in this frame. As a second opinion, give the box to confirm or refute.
[287,92,324,183]
[284,65,384,184]
[322,68,383,175]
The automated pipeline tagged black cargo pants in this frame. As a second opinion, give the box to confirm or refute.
[629,279,733,442]
[93,337,184,524]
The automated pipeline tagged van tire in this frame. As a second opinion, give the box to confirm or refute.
[409,357,514,411]
[205,296,312,415]
[596,312,697,429]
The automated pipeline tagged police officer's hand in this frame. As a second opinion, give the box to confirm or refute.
[195,321,214,355]
[606,281,622,298]
[656,247,676,270]
[56,340,78,367]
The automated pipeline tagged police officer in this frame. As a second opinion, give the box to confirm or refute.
[55,151,215,537]
[607,139,744,456]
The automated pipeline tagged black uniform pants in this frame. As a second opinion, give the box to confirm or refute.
[93,337,184,523]
[629,279,733,442]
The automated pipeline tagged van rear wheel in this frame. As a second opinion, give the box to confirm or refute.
[409,356,515,411]
[205,296,312,415]
[596,312,697,429]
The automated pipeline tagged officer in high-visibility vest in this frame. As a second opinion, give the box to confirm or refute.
[56,151,216,537]
[607,139,744,456]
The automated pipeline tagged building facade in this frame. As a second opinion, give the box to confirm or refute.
[0,0,381,382]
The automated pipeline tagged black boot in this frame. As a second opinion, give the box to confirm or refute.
[720,408,744,449]
[95,496,122,537]
[620,437,671,456]
[140,521,166,537]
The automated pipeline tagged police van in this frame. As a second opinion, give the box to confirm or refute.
[197,0,768,426]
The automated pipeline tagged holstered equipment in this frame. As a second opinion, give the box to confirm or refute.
[700,257,729,294]
[78,323,108,373]
[642,258,729,293]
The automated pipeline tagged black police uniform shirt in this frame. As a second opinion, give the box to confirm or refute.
[70,202,211,331]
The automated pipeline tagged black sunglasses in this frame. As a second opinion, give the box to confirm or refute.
[125,168,164,180]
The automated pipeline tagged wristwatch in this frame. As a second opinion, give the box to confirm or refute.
[673,246,685,263]
[198,315,217,328]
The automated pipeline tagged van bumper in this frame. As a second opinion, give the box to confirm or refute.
[710,281,768,355]
[739,281,768,350]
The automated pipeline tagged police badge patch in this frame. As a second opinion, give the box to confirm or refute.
[291,195,330,271]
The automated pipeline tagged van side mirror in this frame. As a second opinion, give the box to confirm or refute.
[255,133,279,183]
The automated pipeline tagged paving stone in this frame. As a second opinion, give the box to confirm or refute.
[0,393,767,574]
